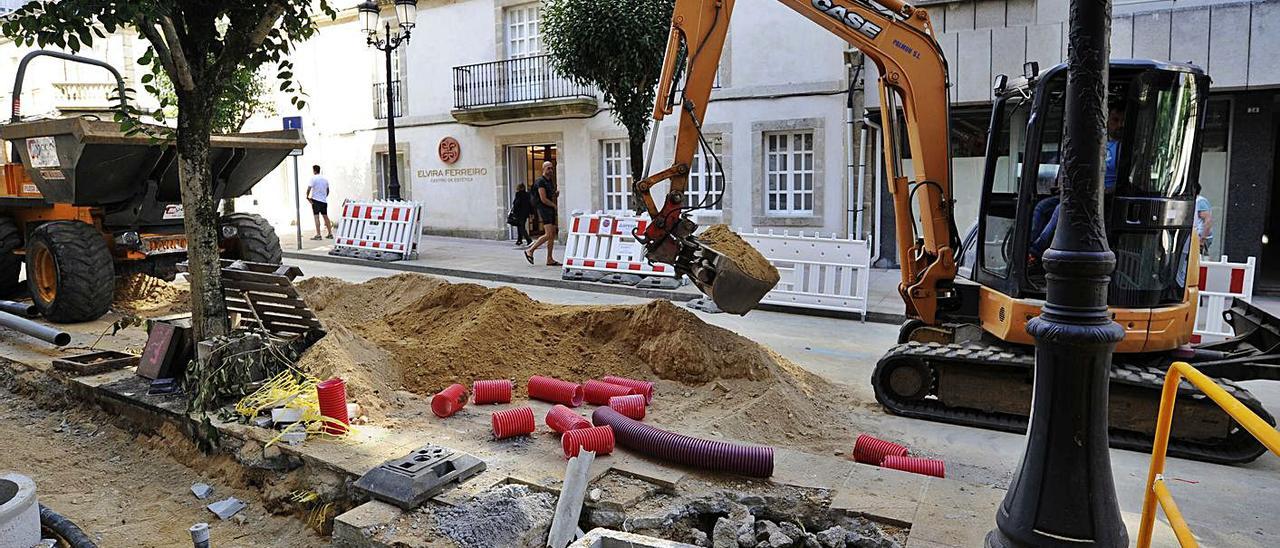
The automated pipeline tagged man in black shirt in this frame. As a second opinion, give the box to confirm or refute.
[523,161,561,266]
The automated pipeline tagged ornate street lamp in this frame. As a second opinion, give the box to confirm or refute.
[358,0,417,201]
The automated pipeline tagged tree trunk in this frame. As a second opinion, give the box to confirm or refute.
[628,131,648,213]
[176,92,230,341]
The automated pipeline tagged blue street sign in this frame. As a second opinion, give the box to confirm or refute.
[282,116,303,130]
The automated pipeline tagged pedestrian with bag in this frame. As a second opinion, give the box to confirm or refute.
[509,183,533,247]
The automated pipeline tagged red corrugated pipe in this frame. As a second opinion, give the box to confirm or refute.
[473,379,514,404]
[601,375,655,404]
[882,455,945,478]
[431,383,468,418]
[562,425,615,458]
[852,434,909,465]
[545,404,591,434]
[592,407,773,478]
[608,394,646,420]
[528,375,585,407]
[316,377,349,435]
[583,380,636,406]
[492,406,536,439]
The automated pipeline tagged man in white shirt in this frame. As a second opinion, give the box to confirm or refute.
[306,165,333,240]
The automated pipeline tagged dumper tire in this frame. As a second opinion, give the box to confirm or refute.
[26,221,114,323]
[0,218,21,297]
[221,213,282,265]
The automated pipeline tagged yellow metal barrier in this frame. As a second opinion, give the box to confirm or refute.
[1137,361,1280,547]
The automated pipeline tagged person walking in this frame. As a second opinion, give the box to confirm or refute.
[524,161,561,266]
[510,183,533,247]
[307,165,334,240]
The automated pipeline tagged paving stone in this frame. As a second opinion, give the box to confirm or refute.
[769,449,854,491]
[904,479,1003,547]
[832,465,929,526]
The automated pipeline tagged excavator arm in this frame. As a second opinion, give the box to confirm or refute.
[635,0,958,323]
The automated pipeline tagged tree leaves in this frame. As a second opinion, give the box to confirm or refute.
[542,0,675,178]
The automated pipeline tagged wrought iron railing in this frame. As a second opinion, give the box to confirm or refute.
[373,80,404,119]
[453,55,596,109]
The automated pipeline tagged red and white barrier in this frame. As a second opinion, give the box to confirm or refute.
[1193,256,1256,344]
[737,229,872,320]
[330,199,423,261]
[562,212,675,278]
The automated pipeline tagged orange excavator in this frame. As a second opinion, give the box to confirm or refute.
[634,0,1280,464]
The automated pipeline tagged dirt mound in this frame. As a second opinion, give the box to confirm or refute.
[293,274,848,453]
[113,274,190,315]
[699,224,779,283]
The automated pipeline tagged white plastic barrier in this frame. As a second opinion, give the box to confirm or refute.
[1193,255,1256,344]
[330,199,424,262]
[562,212,676,278]
[738,229,872,319]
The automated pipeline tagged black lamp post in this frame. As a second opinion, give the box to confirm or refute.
[359,0,418,201]
[986,1,1127,547]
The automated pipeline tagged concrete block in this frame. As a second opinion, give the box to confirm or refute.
[1006,0,1035,26]
[1036,0,1068,25]
[613,455,687,489]
[973,0,1005,29]
[1209,4,1251,88]
[1170,7,1209,68]
[190,482,213,500]
[332,501,402,548]
[943,2,974,33]
[1024,23,1062,68]
[1249,1,1280,88]
[956,29,993,104]
[1132,11,1172,61]
[769,449,853,491]
[991,26,1027,81]
[904,480,1004,548]
[832,464,928,526]
[1111,16,1134,59]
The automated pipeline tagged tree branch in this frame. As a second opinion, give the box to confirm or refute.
[159,15,197,91]
[214,0,289,79]
[137,19,182,86]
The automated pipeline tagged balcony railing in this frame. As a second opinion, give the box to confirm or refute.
[373,80,405,120]
[52,82,118,110]
[453,55,596,110]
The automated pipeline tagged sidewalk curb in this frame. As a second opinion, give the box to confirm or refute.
[283,251,906,326]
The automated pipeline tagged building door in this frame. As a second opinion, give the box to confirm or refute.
[505,144,557,239]
[375,151,407,200]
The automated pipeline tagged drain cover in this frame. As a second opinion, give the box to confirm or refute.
[353,444,486,509]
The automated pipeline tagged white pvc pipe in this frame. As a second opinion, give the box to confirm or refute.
[865,118,884,264]
[856,123,868,240]
[846,104,856,238]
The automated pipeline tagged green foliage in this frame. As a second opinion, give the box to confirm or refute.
[152,64,279,133]
[0,1,333,136]
[542,0,675,163]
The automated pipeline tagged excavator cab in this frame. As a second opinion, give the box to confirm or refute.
[970,61,1209,315]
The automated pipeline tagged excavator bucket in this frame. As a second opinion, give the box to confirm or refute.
[696,246,777,315]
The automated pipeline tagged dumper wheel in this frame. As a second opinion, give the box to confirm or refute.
[26,221,114,323]
[221,213,282,265]
[0,218,21,297]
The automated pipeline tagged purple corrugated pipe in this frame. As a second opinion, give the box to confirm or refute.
[592,407,773,478]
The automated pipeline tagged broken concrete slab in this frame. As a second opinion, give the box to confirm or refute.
[206,497,246,520]
[903,479,1003,547]
[190,482,213,500]
[333,501,401,548]
[569,528,698,547]
[832,464,930,526]
[770,448,855,490]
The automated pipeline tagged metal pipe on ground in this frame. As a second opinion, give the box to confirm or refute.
[0,310,71,346]
[0,300,36,317]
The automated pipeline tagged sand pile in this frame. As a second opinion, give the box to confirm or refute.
[294,274,852,452]
[113,274,190,314]
[699,224,780,284]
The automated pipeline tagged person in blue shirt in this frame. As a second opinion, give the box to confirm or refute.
[1029,105,1123,260]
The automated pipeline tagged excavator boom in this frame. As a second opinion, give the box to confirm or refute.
[636,0,957,320]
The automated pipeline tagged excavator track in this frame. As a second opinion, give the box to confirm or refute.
[872,341,1274,465]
